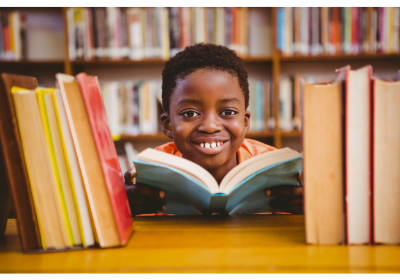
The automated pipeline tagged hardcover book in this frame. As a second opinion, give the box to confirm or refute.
[133,147,302,215]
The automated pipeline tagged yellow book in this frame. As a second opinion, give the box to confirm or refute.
[11,87,67,249]
[36,88,75,247]
[8,13,15,58]
[52,87,95,247]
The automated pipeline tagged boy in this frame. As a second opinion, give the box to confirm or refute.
[124,43,303,216]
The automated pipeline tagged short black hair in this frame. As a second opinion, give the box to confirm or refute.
[161,43,249,114]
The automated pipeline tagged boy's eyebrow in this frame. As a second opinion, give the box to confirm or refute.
[218,97,241,104]
[177,99,203,106]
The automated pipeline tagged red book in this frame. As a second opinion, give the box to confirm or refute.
[76,73,133,245]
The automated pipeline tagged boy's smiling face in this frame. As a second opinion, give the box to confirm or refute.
[161,68,250,182]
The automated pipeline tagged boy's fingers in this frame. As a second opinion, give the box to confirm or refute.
[297,173,303,186]
[265,185,303,197]
[125,184,166,199]
[123,167,136,184]
[269,196,303,212]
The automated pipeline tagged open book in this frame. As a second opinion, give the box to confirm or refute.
[133,148,302,215]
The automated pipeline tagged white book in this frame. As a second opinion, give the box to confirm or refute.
[284,7,293,56]
[301,7,309,55]
[195,8,205,44]
[337,65,372,245]
[127,8,144,60]
[215,8,225,46]
[279,78,293,131]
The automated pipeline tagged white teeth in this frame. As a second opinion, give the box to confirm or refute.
[211,142,216,148]
[205,143,210,148]
[200,143,204,147]
[217,142,221,146]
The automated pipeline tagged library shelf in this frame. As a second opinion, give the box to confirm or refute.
[280,52,400,62]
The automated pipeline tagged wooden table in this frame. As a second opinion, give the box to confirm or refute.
[1,215,399,273]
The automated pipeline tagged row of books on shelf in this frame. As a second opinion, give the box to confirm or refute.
[100,78,274,140]
[248,79,274,132]
[100,80,162,138]
[0,11,26,61]
[67,7,250,61]
[304,66,400,245]
[277,7,400,56]
[0,73,133,252]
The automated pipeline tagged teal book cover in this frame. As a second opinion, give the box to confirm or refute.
[133,148,302,215]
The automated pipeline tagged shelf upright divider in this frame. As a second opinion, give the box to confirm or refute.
[271,7,281,149]
[63,7,73,75]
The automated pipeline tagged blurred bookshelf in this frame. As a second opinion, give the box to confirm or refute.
[1,7,399,153]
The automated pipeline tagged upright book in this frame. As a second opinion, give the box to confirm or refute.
[133,147,302,215]
[303,81,345,245]
[0,73,41,251]
[336,65,372,245]
[372,78,400,245]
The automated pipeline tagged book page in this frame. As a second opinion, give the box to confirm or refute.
[135,148,219,192]
[221,148,301,193]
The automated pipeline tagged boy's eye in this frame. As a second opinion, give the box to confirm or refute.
[182,111,200,118]
[221,110,237,116]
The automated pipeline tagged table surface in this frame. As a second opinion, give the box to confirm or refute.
[1,215,400,273]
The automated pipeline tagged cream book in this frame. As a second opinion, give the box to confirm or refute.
[133,147,302,215]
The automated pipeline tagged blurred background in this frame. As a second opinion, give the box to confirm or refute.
[1,7,399,169]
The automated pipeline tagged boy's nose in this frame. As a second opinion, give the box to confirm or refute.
[198,113,223,133]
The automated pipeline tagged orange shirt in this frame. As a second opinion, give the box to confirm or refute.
[155,138,277,164]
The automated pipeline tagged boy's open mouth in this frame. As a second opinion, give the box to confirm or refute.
[191,139,230,155]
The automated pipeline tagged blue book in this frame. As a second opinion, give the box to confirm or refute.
[277,8,285,51]
[133,148,302,215]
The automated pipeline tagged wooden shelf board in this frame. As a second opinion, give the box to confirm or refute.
[0,60,64,66]
[242,56,272,62]
[71,56,272,67]
[71,59,166,66]
[118,133,169,141]
[246,131,274,138]
[280,52,400,62]
[280,130,302,137]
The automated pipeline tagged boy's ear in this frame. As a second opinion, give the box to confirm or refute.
[244,110,251,134]
[160,112,173,139]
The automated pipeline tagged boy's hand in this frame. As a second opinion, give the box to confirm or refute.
[265,173,303,214]
[124,167,167,216]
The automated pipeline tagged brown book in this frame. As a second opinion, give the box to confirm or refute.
[0,73,41,251]
[373,79,400,244]
[0,143,11,235]
[303,82,345,245]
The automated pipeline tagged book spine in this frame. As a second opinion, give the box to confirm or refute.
[120,8,129,58]
[0,12,3,60]
[73,8,84,59]
[160,7,170,60]
[168,7,180,56]
[394,7,400,53]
